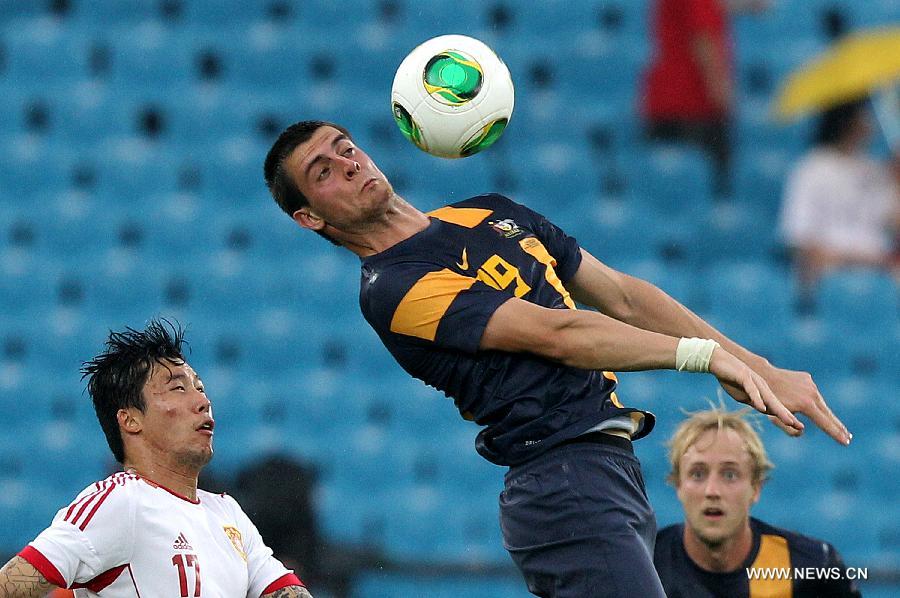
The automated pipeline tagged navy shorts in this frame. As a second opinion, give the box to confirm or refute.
[499,433,666,598]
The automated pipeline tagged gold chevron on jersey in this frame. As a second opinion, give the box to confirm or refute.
[427,206,493,228]
[172,532,193,551]
[390,269,478,341]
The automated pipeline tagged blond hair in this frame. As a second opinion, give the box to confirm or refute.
[667,407,774,487]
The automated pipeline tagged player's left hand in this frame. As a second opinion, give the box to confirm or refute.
[762,366,852,446]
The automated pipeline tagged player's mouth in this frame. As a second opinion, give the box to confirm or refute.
[362,177,377,192]
[702,507,724,520]
[196,419,215,436]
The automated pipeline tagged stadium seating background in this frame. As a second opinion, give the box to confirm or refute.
[1,0,898,595]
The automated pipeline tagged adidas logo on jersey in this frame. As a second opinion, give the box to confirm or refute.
[173,532,193,551]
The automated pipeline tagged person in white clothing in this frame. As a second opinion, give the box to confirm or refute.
[779,98,900,299]
[0,319,314,598]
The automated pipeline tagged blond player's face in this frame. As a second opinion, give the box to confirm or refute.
[287,126,393,232]
[140,359,214,469]
[676,428,761,547]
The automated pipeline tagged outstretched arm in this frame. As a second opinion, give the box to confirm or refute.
[490,248,851,444]
[0,556,58,598]
[262,585,314,598]
[481,290,802,435]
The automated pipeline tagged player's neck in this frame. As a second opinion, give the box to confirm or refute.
[683,521,754,573]
[337,194,431,257]
[124,462,200,503]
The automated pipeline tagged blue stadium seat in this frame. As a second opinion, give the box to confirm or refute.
[378,481,506,564]
[816,269,899,331]
[620,144,715,220]
[614,258,701,306]
[3,21,92,86]
[0,257,59,320]
[0,134,74,196]
[0,83,28,135]
[107,26,194,90]
[44,82,132,143]
[84,260,170,324]
[352,572,528,598]
[733,147,793,213]
[70,0,167,26]
[778,315,853,377]
[179,0,276,26]
[701,260,795,335]
[696,201,781,261]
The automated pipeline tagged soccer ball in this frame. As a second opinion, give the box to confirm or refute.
[391,34,514,159]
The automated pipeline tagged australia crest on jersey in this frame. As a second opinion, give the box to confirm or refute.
[223,526,247,561]
[488,218,524,239]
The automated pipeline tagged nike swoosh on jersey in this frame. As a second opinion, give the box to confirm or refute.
[456,247,469,270]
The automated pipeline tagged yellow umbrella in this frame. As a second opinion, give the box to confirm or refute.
[774,26,900,121]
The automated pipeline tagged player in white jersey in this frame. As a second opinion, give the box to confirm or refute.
[0,320,314,598]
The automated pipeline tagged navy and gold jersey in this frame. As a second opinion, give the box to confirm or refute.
[359,193,653,465]
[654,518,862,598]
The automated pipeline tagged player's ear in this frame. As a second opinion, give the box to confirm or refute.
[292,207,326,232]
[751,481,763,505]
[118,408,143,435]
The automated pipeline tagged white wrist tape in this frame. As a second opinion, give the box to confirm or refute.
[676,337,720,373]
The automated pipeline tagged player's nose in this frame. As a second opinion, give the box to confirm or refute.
[703,477,722,497]
[339,156,361,178]
[196,395,211,413]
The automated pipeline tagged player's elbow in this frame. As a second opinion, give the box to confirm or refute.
[539,312,596,367]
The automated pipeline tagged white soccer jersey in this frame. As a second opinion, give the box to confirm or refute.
[21,472,303,597]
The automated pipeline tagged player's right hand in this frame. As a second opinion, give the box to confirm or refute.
[708,347,805,436]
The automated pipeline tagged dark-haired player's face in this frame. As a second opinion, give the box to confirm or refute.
[676,428,760,547]
[138,359,214,470]
[288,126,393,233]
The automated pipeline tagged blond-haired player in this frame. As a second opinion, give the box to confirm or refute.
[654,407,860,597]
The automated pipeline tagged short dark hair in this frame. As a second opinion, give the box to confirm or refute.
[263,120,351,246]
[81,319,187,463]
[814,98,868,146]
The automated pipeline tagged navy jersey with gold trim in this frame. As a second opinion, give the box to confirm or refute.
[654,518,862,598]
[359,193,654,465]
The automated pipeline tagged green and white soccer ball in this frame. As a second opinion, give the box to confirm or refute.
[391,34,514,159]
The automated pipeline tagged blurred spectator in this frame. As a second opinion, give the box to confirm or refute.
[779,98,900,305]
[640,0,770,198]
[231,454,385,598]
[232,455,322,583]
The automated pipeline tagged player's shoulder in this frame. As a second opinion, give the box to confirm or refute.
[446,193,547,228]
[70,471,142,500]
[57,472,141,527]
[653,523,684,554]
[751,517,837,566]
[197,489,253,522]
[197,488,237,507]
[449,193,525,215]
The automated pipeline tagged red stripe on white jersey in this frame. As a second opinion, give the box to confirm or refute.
[127,564,143,597]
[262,573,305,594]
[63,480,107,522]
[72,564,127,592]
[78,482,117,531]
[64,483,108,526]
[18,546,67,588]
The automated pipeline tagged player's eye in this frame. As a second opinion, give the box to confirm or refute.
[343,146,355,156]
[172,385,186,391]
[317,166,331,181]
[722,470,739,481]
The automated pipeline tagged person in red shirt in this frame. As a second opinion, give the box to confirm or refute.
[641,0,769,198]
